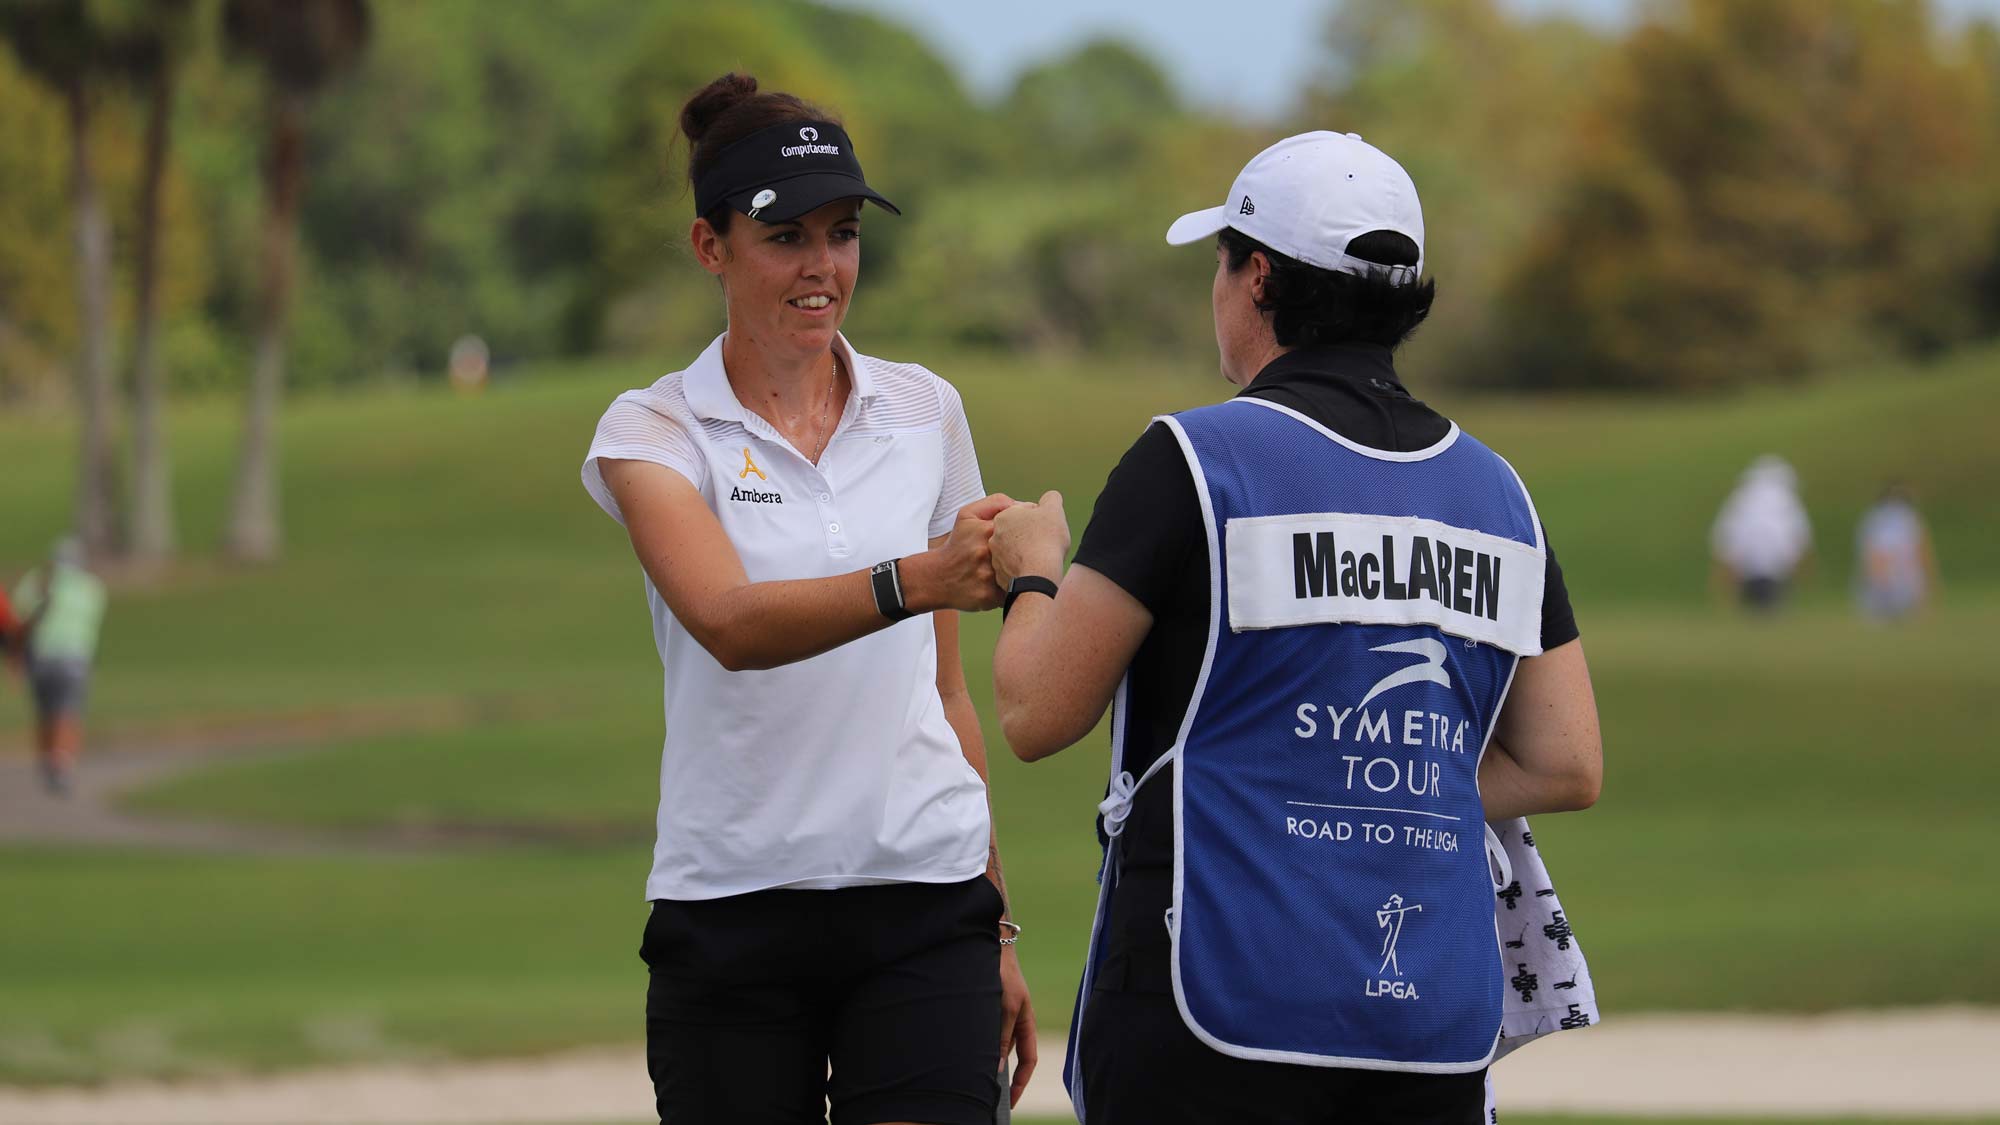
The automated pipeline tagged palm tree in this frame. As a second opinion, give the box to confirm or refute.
[0,0,128,561]
[220,0,369,562]
[113,0,197,566]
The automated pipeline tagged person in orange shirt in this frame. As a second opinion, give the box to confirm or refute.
[0,584,20,669]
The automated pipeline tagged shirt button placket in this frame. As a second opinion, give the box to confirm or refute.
[814,473,848,556]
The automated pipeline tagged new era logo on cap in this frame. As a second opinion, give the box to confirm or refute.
[1166,131,1424,283]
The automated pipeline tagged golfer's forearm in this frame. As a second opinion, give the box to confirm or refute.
[687,570,891,670]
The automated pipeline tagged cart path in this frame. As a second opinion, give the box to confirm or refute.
[1,1009,1997,1123]
[0,699,641,854]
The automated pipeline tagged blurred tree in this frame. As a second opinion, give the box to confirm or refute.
[1000,38,1186,174]
[294,0,639,384]
[853,145,1229,357]
[1301,0,1606,386]
[1962,19,2000,336]
[99,0,199,565]
[861,37,1363,363]
[0,0,138,559]
[1498,0,1997,390]
[220,0,368,562]
[0,47,74,401]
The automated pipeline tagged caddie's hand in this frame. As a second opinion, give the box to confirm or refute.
[999,945,1037,1108]
[991,490,1069,590]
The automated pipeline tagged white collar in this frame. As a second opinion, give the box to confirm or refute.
[683,332,874,423]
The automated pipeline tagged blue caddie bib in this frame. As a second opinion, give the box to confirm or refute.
[1066,397,1548,1116]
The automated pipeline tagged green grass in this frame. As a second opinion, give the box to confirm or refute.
[1,344,1997,1084]
[0,847,645,1084]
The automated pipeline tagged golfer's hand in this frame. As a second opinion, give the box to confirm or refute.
[923,494,1015,612]
[999,945,1037,1108]
[991,491,1069,590]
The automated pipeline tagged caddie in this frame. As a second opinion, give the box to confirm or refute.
[988,131,1605,1124]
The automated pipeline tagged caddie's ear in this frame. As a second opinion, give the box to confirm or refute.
[1249,250,1273,304]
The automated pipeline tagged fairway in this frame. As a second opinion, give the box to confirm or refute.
[2,345,1996,1084]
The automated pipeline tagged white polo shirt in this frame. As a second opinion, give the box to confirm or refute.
[582,333,991,901]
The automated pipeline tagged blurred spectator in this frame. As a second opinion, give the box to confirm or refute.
[1711,455,1813,613]
[1855,483,1938,621]
[11,538,108,795]
[0,582,19,671]
[448,334,490,395]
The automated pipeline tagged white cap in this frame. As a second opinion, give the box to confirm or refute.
[1165,130,1424,283]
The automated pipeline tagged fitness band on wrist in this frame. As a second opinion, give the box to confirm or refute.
[998,919,1022,946]
[871,558,914,622]
[1003,576,1058,619]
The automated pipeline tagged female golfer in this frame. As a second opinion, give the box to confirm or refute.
[988,131,1603,1123]
[581,74,1034,1125]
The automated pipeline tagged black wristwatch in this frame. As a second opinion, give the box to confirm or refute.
[871,559,914,622]
[1003,575,1059,619]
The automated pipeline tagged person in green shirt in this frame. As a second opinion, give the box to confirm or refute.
[13,538,107,795]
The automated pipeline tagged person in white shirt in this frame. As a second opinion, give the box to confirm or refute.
[580,73,1034,1125]
[1710,454,1813,612]
[1855,482,1937,619]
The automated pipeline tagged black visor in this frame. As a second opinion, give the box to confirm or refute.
[693,120,900,224]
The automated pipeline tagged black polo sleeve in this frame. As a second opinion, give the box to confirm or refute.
[1540,527,1580,650]
[1071,422,1202,614]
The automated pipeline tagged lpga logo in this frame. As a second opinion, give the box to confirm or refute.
[1364,894,1424,1000]
[782,126,841,158]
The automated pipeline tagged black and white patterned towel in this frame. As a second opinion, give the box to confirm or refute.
[1488,816,1599,1058]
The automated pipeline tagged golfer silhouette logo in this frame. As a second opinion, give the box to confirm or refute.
[1376,894,1423,976]
[740,449,767,481]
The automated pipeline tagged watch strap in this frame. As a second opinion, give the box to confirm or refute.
[1003,575,1059,619]
[871,559,914,622]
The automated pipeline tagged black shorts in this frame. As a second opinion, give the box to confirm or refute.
[27,657,90,719]
[641,875,1005,1125]
[1079,990,1491,1124]
[1741,574,1786,611]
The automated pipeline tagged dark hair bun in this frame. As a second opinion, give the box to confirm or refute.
[679,73,760,147]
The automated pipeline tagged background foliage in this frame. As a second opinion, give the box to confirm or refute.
[4,0,1997,398]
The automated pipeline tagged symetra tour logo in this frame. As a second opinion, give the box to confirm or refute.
[1292,637,1467,793]
[1366,894,1423,1000]
[782,126,841,158]
[1358,637,1449,707]
[1284,637,1467,853]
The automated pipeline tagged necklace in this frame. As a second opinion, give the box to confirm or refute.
[806,352,840,463]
